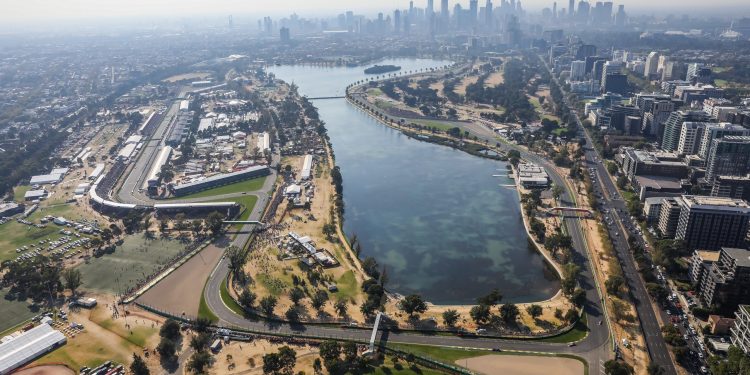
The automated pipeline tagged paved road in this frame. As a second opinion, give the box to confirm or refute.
[541,52,677,374]
[199,106,613,375]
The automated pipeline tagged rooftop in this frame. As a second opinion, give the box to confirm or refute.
[696,250,720,262]
[681,195,750,211]
[722,247,750,268]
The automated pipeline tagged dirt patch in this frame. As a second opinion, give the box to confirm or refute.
[212,339,319,375]
[456,76,479,95]
[15,365,75,375]
[137,243,226,316]
[458,354,583,375]
[485,70,505,87]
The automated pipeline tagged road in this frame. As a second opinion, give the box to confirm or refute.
[198,106,613,375]
[540,53,679,374]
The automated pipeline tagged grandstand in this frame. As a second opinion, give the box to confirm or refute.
[170,165,270,197]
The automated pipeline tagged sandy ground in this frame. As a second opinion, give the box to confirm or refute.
[163,72,212,83]
[458,354,583,375]
[240,154,366,321]
[14,365,76,375]
[211,339,319,375]
[34,295,162,370]
[138,242,226,317]
[456,75,479,95]
[485,70,505,87]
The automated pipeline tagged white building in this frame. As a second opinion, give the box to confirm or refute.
[676,122,708,156]
[0,324,67,374]
[570,60,586,81]
[732,305,750,354]
[300,155,313,181]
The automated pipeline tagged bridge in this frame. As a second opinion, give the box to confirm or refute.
[307,96,346,100]
[222,220,265,225]
[546,206,593,217]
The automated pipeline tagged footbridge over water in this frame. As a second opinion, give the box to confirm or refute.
[307,96,346,100]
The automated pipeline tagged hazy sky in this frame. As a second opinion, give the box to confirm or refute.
[2,0,750,23]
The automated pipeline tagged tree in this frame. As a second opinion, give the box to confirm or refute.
[130,354,150,375]
[61,268,82,296]
[552,185,564,201]
[470,304,492,325]
[398,294,428,318]
[263,346,297,375]
[157,338,176,359]
[285,306,300,321]
[647,363,665,375]
[442,309,460,327]
[564,308,579,324]
[605,275,625,296]
[334,299,348,318]
[526,304,543,319]
[159,319,181,341]
[206,211,225,236]
[561,263,581,295]
[603,360,634,375]
[476,288,503,307]
[362,257,380,280]
[239,289,256,308]
[187,351,212,374]
[289,287,305,305]
[500,303,519,324]
[260,296,278,316]
[311,290,329,310]
[226,245,247,281]
[322,223,336,240]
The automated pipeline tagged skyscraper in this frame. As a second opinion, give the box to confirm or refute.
[441,0,449,18]
[569,0,575,17]
[485,0,493,27]
[662,110,711,152]
[394,10,402,33]
[427,0,434,18]
[577,1,590,22]
[644,51,659,79]
[614,4,626,27]
[706,136,750,183]
[469,0,479,25]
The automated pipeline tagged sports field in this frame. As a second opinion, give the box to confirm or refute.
[170,175,267,199]
[0,290,40,334]
[76,236,188,294]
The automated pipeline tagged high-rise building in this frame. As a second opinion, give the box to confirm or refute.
[279,27,290,43]
[427,0,434,17]
[570,60,586,81]
[732,305,750,353]
[394,10,402,33]
[705,136,750,182]
[657,197,682,238]
[569,0,575,17]
[699,248,750,314]
[441,0,449,18]
[602,73,628,95]
[644,51,659,79]
[614,4,626,26]
[577,1,590,22]
[674,195,750,250]
[469,0,479,25]
[699,123,750,160]
[552,2,557,18]
[677,122,708,156]
[575,44,597,60]
[661,110,711,152]
[485,0,493,27]
[712,175,750,201]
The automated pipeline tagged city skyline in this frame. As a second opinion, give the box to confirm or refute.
[2,0,750,25]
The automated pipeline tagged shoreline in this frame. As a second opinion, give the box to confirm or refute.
[344,86,567,292]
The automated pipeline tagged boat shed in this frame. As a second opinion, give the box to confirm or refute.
[0,324,67,374]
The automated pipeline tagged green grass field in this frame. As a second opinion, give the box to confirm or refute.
[220,278,246,316]
[198,279,219,322]
[13,185,31,203]
[536,313,588,343]
[170,176,267,200]
[0,203,95,262]
[0,290,40,334]
[76,236,188,294]
[411,119,464,132]
[335,270,359,301]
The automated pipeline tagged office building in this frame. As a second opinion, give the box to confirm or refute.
[569,0,575,17]
[687,63,703,81]
[570,60,586,80]
[614,4,626,26]
[602,73,628,95]
[279,27,290,43]
[676,122,708,156]
[643,197,664,225]
[644,51,659,78]
[712,175,750,201]
[661,110,712,152]
[575,44,597,60]
[620,148,690,181]
[577,0,590,22]
[705,136,750,183]
[674,195,750,250]
[698,122,750,160]
[698,248,750,314]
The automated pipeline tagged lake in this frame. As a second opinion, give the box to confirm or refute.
[269,59,559,304]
